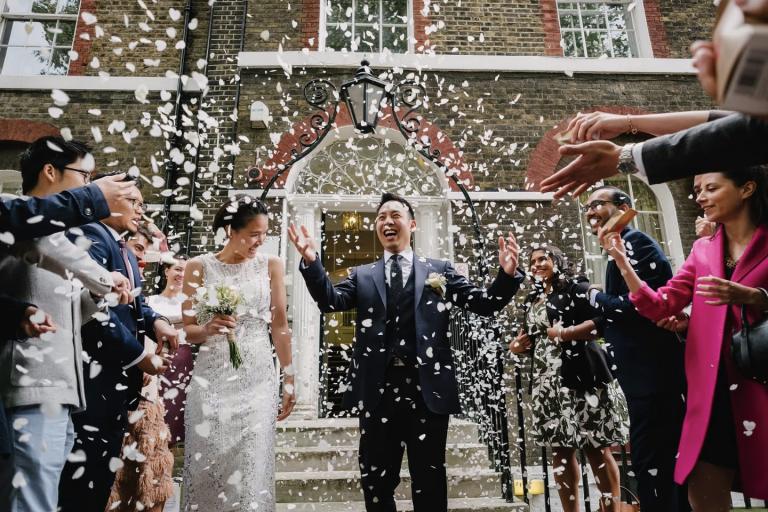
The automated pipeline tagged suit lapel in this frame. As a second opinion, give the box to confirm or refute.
[413,256,427,309]
[372,257,387,309]
[732,224,768,282]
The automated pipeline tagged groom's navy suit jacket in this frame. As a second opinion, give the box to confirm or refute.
[300,255,523,415]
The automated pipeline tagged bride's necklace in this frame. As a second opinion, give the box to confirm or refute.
[725,255,739,269]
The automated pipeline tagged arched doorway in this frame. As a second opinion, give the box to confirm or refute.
[286,126,452,418]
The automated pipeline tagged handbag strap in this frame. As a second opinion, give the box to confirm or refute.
[740,304,753,369]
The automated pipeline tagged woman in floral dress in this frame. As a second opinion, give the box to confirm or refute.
[510,244,629,512]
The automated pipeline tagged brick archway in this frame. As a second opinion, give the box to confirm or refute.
[0,119,60,143]
[255,102,474,192]
[524,106,650,191]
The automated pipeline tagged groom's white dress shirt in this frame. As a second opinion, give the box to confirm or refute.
[384,248,413,288]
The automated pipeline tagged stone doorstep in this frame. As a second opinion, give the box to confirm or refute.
[276,467,502,502]
[276,443,491,472]
[275,497,529,511]
[277,418,481,447]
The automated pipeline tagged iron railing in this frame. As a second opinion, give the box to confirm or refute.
[450,308,515,501]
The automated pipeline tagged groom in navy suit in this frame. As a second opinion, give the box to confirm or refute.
[290,193,522,512]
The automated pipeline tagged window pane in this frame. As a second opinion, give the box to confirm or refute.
[326,0,352,22]
[53,20,75,46]
[325,25,351,51]
[0,46,53,74]
[630,178,659,212]
[59,0,78,14]
[4,0,34,13]
[2,21,51,47]
[382,0,406,23]
[582,14,606,29]
[584,30,607,57]
[606,4,628,30]
[562,31,579,57]
[559,13,577,28]
[636,213,666,249]
[355,0,378,24]
[48,47,69,73]
[382,24,406,52]
[610,29,632,57]
[572,31,585,57]
[355,24,379,51]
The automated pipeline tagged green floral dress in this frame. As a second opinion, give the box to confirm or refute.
[526,297,629,448]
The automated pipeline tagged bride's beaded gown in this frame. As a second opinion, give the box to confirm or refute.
[183,253,277,511]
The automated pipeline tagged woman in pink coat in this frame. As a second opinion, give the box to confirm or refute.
[601,166,768,511]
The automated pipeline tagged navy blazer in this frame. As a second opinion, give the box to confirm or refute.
[643,112,768,184]
[72,222,159,414]
[300,255,523,415]
[593,228,686,397]
[0,184,109,241]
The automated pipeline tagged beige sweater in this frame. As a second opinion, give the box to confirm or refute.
[0,232,113,411]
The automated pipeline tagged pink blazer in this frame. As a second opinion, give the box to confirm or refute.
[629,224,768,499]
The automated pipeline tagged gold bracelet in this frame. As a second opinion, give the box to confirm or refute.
[627,115,638,135]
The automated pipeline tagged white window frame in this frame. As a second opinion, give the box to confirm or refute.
[319,0,414,54]
[0,0,80,76]
[555,0,654,58]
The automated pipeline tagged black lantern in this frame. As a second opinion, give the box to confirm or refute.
[340,60,388,133]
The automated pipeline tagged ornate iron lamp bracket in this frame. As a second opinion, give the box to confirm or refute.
[391,80,490,279]
[258,79,339,199]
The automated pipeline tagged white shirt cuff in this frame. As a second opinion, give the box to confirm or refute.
[588,289,600,308]
[631,142,648,182]
[124,349,148,370]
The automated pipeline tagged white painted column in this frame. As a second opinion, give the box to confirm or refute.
[288,203,322,419]
[415,203,442,258]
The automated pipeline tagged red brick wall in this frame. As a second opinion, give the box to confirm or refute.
[413,0,431,53]
[0,119,60,142]
[643,0,671,58]
[302,0,320,49]
[68,0,96,76]
[540,0,563,57]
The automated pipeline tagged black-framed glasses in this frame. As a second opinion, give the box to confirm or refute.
[581,199,620,214]
[59,166,91,183]
[128,198,146,212]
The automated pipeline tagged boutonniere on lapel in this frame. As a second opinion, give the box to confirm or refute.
[425,272,447,298]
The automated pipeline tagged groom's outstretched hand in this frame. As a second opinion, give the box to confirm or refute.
[288,223,317,263]
[498,231,520,276]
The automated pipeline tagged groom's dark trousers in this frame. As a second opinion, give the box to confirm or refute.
[300,252,522,511]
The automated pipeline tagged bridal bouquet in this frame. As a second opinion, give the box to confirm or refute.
[199,284,244,369]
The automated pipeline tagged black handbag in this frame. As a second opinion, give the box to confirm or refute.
[561,340,614,392]
[731,305,768,383]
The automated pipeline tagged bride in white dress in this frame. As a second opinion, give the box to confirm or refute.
[181,195,295,511]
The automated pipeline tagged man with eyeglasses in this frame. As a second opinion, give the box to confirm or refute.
[58,176,178,512]
[583,186,689,512]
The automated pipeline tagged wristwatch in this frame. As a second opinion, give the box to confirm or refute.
[617,143,638,175]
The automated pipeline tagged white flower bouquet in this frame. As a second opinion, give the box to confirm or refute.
[198,284,244,369]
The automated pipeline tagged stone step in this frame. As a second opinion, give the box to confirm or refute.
[276,497,528,511]
[276,443,491,472]
[276,468,502,502]
[277,418,480,448]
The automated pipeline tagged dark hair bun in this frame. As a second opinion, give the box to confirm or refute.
[212,194,269,231]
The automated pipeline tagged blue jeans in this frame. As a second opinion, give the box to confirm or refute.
[3,405,74,512]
